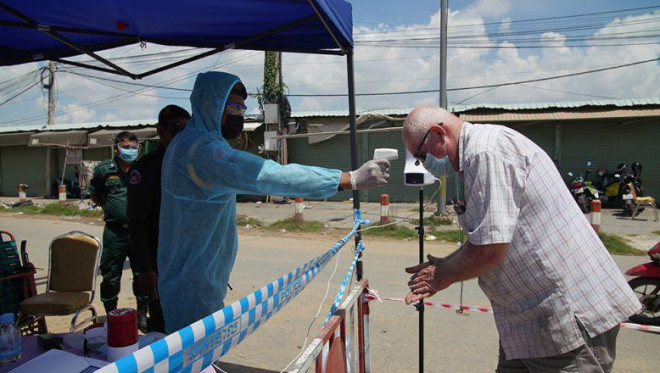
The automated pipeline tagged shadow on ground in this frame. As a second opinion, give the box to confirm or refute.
[214,362,279,373]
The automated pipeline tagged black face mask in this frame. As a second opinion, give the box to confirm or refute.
[222,115,244,139]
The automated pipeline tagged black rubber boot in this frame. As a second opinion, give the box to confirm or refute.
[137,299,149,334]
[103,299,117,315]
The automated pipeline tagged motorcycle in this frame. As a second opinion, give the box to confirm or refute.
[626,241,660,325]
[620,162,643,217]
[567,161,600,214]
[597,163,626,207]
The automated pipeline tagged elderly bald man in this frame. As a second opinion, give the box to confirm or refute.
[401,106,639,373]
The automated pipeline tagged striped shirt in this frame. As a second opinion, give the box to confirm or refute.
[456,121,640,360]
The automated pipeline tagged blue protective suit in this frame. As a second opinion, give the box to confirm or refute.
[158,72,342,333]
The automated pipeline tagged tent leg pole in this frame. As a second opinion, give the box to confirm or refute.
[346,49,362,281]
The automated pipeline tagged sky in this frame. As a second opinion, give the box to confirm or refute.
[0,0,659,127]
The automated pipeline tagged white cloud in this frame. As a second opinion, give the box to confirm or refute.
[101,112,118,121]
[1,3,659,126]
[463,0,511,19]
[56,103,95,123]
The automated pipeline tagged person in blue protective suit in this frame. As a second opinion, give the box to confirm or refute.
[158,71,390,333]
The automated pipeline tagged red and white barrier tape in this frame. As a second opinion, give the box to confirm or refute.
[619,322,660,333]
[366,289,660,333]
[366,289,492,314]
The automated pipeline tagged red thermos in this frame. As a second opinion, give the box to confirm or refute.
[107,308,137,347]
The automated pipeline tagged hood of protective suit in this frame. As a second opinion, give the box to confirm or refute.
[187,71,242,135]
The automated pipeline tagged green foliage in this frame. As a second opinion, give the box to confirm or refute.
[598,232,646,256]
[653,230,660,236]
[263,51,284,103]
[361,223,417,239]
[236,215,263,227]
[412,215,453,227]
[429,229,464,242]
[3,203,103,218]
[266,218,325,233]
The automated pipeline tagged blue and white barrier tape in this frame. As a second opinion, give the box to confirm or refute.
[100,216,368,373]
[324,241,365,324]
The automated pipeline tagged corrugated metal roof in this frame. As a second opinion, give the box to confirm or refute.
[460,108,660,123]
[292,107,411,118]
[28,130,88,147]
[87,128,158,148]
[1,97,658,133]
[0,124,44,134]
[291,97,660,118]
[0,115,262,134]
[44,119,156,131]
[0,119,156,134]
[451,97,660,113]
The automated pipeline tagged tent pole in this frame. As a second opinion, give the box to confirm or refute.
[307,0,346,53]
[347,49,362,280]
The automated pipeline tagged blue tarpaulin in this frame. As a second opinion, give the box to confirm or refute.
[0,0,353,71]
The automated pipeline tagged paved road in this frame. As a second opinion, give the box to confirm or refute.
[1,213,658,372]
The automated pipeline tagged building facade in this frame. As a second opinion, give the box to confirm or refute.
[1,98,658,204]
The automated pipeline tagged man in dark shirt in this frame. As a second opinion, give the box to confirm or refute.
[128,105,190,333]
[88,131,148,320]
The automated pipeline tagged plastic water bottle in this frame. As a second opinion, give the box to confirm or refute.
[0,313,22,364]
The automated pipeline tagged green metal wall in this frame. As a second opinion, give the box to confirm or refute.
[287,132,460,203]
[514,122,556,159]
[559,119,659,198]
[0,146,48,197]
[287,118,659,202]
[84,147,112,161]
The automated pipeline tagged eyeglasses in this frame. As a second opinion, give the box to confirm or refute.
[413,122,443,165]
[413,128,433,164]
[224,101,247,116]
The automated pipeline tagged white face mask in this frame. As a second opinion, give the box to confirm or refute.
[423,153,454,177]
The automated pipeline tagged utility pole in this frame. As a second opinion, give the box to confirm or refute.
[47,61,55,125]
[263,51,283,136]
[45,61,55,197]
[263,51,288,202]
[437,0,449,215]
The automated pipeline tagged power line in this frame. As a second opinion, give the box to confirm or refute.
[62,70,192,92]
[353,5,660,35]
[0,51,261,125]
[517,84,618,100]
[0,80,41,107]
[71,72,189,100]
[358,41,660,49]
[287,57,660,97]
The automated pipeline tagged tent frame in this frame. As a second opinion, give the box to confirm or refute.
[0,0,363,270]
[0,0,369,371]
[1,0,365,275]
[0,1,348,79]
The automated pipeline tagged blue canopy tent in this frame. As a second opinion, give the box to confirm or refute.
[0,0,352,75]
[0,0,365,277]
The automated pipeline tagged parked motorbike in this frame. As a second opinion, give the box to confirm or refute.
[620,162,643,217]
[567,161,599,214]
[597,163,626,207]
[626,241,660,325]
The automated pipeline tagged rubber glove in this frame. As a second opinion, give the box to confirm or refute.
[349,159,390,190]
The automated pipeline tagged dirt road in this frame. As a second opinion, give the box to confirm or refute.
[0,210,658,372]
